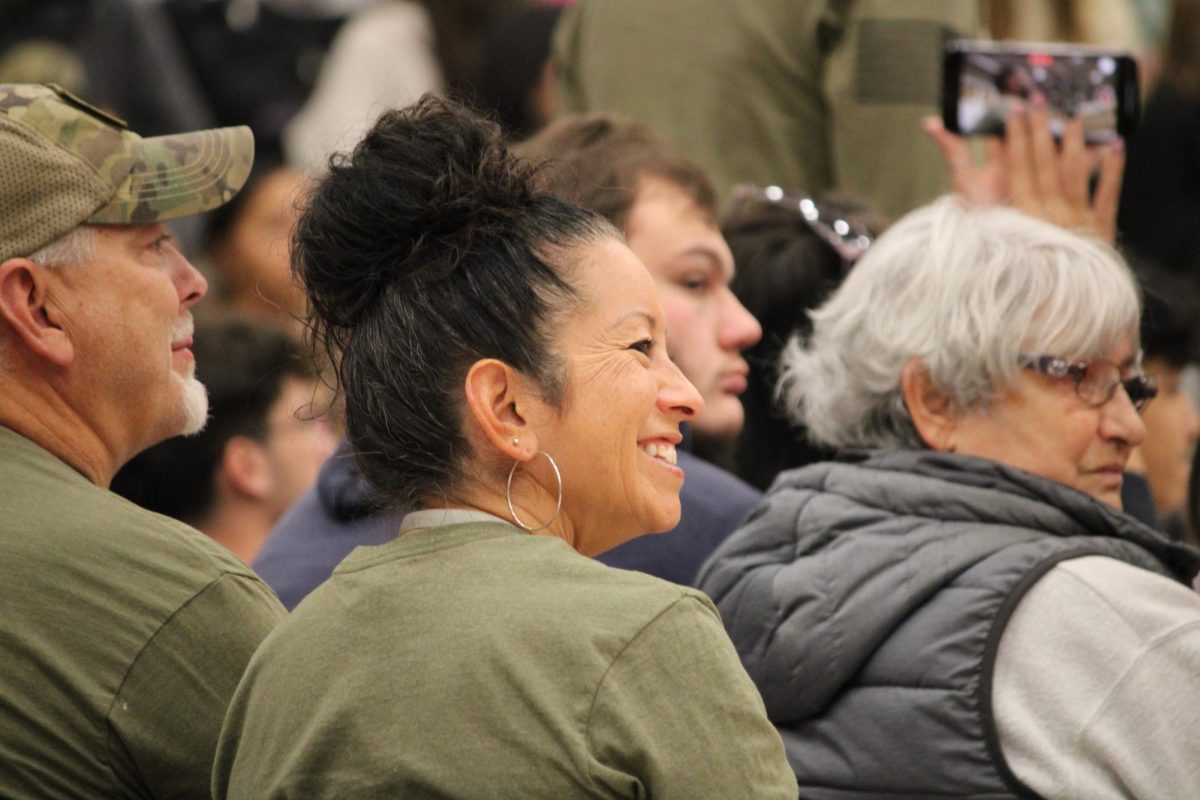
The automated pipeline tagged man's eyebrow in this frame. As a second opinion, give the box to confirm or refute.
[670,244,734,277]
[672,244,722,264]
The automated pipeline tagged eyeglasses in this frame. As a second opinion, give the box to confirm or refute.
[729,184,876,263]
[1019,354,1158,413]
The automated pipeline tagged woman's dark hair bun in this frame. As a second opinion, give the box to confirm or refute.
[293,94,540,330]
[289,94,613,509]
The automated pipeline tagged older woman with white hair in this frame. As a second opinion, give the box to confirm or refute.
[697,196,1200,800]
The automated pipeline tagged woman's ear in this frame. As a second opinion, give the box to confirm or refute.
[463,359,537,461]
[901,358,959,452]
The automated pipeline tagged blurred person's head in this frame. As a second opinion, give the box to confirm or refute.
[517,114,761,453]
[417,0,530,93]
[0,83,251,486]
[468,3,562,140]
[294,95,702,555]
[781,197,1152,510]
[111,314,336,562]
[1161,0,1200,99]
[721,192,867,489]
[1128,266,1200,518]
[205,151,309,332]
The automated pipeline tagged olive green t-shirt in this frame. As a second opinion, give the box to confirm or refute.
[0,427,285,798]
[215,521,797,798]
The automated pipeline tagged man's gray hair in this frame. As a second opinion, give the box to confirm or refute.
[27,225,96,267]
[779,196,1142,450]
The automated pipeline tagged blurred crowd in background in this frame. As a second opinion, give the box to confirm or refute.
[6,0,1200,563]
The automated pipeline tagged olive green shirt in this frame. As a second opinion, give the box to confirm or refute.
[215,521,796,798]
[0,426,285,798]
[555,0,982,220]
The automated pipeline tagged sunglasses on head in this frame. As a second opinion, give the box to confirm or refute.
[728,184,876,264]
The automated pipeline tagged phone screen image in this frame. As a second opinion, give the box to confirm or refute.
[947,42,1135,143]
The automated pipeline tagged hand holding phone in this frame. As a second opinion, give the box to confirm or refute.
[925,96,1126,243]
[942,40,1139,145]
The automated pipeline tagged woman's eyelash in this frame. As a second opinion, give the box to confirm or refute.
[630,339,653,354]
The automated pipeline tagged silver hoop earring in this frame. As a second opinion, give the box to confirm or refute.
[506,450,563,532]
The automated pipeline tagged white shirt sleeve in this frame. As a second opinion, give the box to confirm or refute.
[994,555,1200,800]
[283,1,444,174]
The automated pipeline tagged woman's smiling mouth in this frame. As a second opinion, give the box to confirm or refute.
[640,441,678,466]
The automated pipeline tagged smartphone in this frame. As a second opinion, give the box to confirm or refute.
[942,39,1139,144]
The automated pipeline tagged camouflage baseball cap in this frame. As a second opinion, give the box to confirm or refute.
[0,83,254,262]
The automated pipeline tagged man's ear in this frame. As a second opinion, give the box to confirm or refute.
[900,358,959,452]
[0,258,73,367]
[463,359,537,461]
[219,436,272,501]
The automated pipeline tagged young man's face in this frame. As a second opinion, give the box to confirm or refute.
[623,176,762,443]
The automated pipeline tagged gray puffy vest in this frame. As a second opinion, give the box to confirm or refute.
[697,451,1200,800]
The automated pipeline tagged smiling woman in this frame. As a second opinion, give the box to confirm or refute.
[520,237,701,552]
[213,96,796,799]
